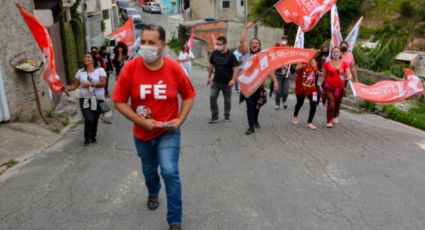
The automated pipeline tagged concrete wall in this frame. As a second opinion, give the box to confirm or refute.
[190,0,243,21]
[0,0,53,121]
[189,0,215,20]
[226,21,283,50]
[358,69,399,83]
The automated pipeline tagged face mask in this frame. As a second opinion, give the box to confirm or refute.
[281,40,288,45]
[321,51,329,56]
[215,45,223,51]
[332,53,340,59]
[140,45,159,63]
[340,46,348,52]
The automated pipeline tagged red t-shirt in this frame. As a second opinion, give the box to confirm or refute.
[323,61,349,89]
[112,56,196,141]
[295,64,318,96]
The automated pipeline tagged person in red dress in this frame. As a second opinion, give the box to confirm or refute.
[322,47,352,128]
[292,59,319,130]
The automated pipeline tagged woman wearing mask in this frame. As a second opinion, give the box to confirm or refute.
[340,41,358,82]
[177,44,194,76]
[64,52,107,145]
[316,45,329,106]
[292,59,319,130]
[322,47,352,128]
[113,41,128,79]
[240,21,278,135]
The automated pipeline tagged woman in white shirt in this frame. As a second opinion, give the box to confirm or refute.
[64,52,107,146]
[177,44,194,76]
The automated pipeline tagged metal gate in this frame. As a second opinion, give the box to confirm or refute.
[0,65,10,122]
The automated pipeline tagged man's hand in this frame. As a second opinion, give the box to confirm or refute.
[137,118,156,131]
[207,78,212,86]
[228,80,235,87]
[273,82,279,92]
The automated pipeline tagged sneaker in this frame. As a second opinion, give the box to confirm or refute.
[224,117,230,122]
[147,196,159,211]
[283,103,288,109]
[83,140,90,146]
[245,127,255,135]
[169,224,182,230]
[90,138,97,144]
[208,118,218,124]
[235,89,240,93]
[275,105,280,110]
[254,122,261,129]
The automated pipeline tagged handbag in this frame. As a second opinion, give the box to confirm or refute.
[98,100,110,113]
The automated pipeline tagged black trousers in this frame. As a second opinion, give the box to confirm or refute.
[79,98,102,142]
[294,94,317,123]
[245,88,262,129]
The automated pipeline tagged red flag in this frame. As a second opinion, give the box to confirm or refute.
[350,68,424,104]
[237,47,317,97]
[111,17,135,50]
[274,0,336,32]
[16,4,64,93]
[187,30,195,49]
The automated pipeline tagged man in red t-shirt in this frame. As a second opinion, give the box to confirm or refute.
[112,25,196,230]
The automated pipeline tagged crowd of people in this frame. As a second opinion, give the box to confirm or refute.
[59,21,358,229]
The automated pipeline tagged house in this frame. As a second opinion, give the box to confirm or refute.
[190,0,246,21]
[395,50,425,78]
[99,0,120,37]
[141,0,182,15]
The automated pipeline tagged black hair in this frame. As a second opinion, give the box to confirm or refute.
[340,41,349,47]
[91,46,98,53]
[217,36,227,44]
[84,52,99,71]
[142,24,166,42]
[114,41,128,56]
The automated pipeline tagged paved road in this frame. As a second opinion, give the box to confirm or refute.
[1,66,425,230]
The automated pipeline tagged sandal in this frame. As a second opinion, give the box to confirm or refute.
[307,123,317,130]
[292,117,300,124]
[326,123,333,128]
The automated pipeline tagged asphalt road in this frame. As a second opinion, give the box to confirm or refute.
[1,65,425,230]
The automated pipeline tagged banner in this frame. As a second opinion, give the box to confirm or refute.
[111,17,135,50]
[351,68,424,104]
[274,0,337,32]
[187,30,195,49]
[294,27,304,48]
[345,17,363,52]
[17,4,64,93]
[330,5,342,50]
[237,47,317,97]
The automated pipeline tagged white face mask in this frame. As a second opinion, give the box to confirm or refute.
[281,40,288,45]
[140,45,160,63]
[215,45,224,51]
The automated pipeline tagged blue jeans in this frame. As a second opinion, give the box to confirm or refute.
[134,129,182,224]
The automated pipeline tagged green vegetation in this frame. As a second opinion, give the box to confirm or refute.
[168,37,183,55]
[1,159,18,168]
[382,99,425,131]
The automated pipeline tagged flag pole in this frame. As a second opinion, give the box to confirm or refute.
[253,4,276,23]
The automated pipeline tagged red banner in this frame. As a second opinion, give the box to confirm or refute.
[237,47,317,97]
[111,17,135,49]
[274,0,336,32]
[17,4,64,93]
[351,68,424,104]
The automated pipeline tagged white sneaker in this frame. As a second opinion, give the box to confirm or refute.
[275,105,280,110]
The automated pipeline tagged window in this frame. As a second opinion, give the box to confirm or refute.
[222,0,230,8]
[241,0,244,6]
[102,9,109,20]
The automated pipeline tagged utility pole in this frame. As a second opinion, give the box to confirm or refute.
[244,0,248,25]
[81,0,90,51]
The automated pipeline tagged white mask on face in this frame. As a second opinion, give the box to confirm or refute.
[140,45,159,63]
[281,40,288,45]
[215,45,223,51]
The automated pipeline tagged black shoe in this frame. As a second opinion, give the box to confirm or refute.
[224,116,230,122]
[91,138,97,144]
[169,224,182,230]
[283,103,288,109]
[209,118,218,124]
[147,196,159,211]
[245,127,255,135]
[254,122,261,129]
[83,140,90,146]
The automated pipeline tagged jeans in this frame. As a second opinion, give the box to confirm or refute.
[79,98,101,142]
[275,77,290,106]
[134,130,182,224]
[210,82,232,119]
[234,79,239,91]
[294,94,317,123]
[245,88,261,129]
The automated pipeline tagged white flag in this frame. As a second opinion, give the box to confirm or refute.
[294,27,304,48]
[345,17,363,52]
[330,4,343,49]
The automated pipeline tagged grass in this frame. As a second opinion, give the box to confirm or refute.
[71,119,84,128]
[167,37,183,56]
[382,99,425,131]
[1,159,18,168]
